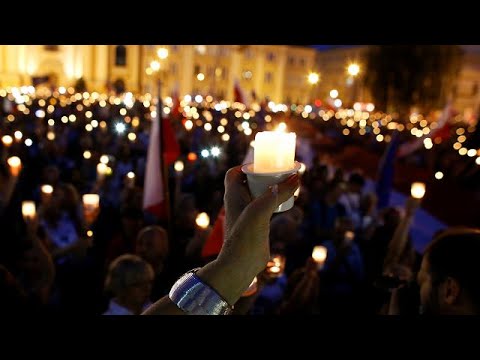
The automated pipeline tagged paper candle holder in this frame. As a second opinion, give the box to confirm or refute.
[241,161,301,213]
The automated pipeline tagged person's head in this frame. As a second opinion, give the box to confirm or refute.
[325,181,346,203]
[135,226,169,270]
[104,254,154,312]
[270,213,298,252]
[60,183,80,213]
[347,172,365,194]
[418,227,480,315]
[381,207,402,230]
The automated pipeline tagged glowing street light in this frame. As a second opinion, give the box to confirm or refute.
[157,47,169,60]
[308,72,320,85]
[347,63,360,77]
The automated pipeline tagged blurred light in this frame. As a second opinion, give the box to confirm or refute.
[244,128,252,136]
[304,105,312,113]
[204,123,212,131]
[85,124,93,132]
[174,161,184,172]
[127,172,135,180]
[195,95,203,103]
[353,102,361,111]
[347,63,360,76]
[59,87,66,94]
[277,122,287,132]
[100,121,107,129]
[221,134,230,142]
[458,135,466,143]
[265,115,272,122]
[120,108,127,116]
[7,115,15,122]
[14,131,22,140]
[150,60,160,71]
[206,95,213,102]
[100,155,109,164]
[41,184,53,194]
[376,134,384,142]
[476,157,480,165]
[24,138,33,147]
[47,119,55,126]
[157,47,169,59]
[128,132,137,141]
[184,95,192,103]
[334,99,342,108]
[115,123,126,134]
[329,89,338,99]
[459,148,468,156]
[456,128,465,135]
[453,142,462,150]
[47,131,55,141]
[187,152,197,162]
[197,73,205,81]
[217,125,225,133]
[83,151,92,159]
[307,72,319,85]
[87,230,93,237]
[411,182,426,199]
[201,149,209,158]
[468,149,476,157]
[2,135,13,146]
[435,171,444,180]
[299,163,306,175]
[35,109,45,118]
[196,212,210,229]
[69,114,76,122]
[211,147,221,157]
[342,129,350,136]
[185,120,194,130]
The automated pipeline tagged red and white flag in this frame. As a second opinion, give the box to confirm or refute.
[143,110,167,219]
[234,79,249,107]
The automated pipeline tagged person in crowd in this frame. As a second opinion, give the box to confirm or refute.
[103,254,154,315]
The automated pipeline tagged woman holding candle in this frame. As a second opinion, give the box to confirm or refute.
[143,166,299,315]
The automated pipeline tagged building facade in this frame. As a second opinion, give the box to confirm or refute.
[0,45,318,104]
[314,45,480,115]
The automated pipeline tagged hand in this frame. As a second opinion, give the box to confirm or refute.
[197,166,299,305]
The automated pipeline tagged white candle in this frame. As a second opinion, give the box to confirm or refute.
[196,212,210,229]
[253,130,296,173]
[41,184,53,195]
[174,160,184,173]
[411,182,426,199]
[312,245,327,268]
[22,201,36,221]
[83,194,100,211]
[7,156,22,177]
[126,172,135,188]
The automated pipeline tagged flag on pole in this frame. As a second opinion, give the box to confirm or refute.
[170,82,181,118]
[143,108,168,219]
[234,78,249,106]
[375,131,400,210]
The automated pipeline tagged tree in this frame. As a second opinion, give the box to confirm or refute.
[364,45,463,117]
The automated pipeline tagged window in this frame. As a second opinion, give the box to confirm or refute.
[266,52,276,62]
[194,64,201,75]
[245,49,254,59]
[171,45,179,52]
[170,63,177,75]
[288,56,295,66]
[299,58,305,67]
[264,72,272,84]
[44,45,59,51]
[115,45,127,67]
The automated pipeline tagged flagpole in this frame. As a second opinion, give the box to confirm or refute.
[157,78,173,240]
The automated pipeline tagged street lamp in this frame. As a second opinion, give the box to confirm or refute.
[307,72,320,103]
[347,62,360,106]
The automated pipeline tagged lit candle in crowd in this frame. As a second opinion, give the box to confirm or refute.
[2,135,13,147]
[195,212,210,229]
[253,129,296,173]
[83,194,100,210]
[174,160,184,173]
[22,201,36,221]
[344,230,355,244]
[41,184,53,195]
[126,172,135,188]
[411,182,426,199]
[312,245,328,269]
[97,163,108,180]
[7,156,22,177]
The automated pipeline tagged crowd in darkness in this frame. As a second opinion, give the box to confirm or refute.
[1,84,479,315]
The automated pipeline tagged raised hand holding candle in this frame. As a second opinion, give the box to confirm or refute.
[411,182,426,199]
[195,212,210,229]
[241,127,300,213]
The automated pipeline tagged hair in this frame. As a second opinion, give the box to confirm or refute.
[348,172,365,187]
[104,254,154,296]
[424,227,480,311]
[136,225,169,252]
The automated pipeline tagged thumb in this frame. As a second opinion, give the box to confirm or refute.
[245,173,300,219]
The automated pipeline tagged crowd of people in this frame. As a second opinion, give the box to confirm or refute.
[1,84,479,315]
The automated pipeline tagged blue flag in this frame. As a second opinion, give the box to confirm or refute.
[375,131,400,210]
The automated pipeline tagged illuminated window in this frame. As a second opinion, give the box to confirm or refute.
[170,63,177,75]
[473,83,479,96]
[115,45,127,67]
[266,52,276,62]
